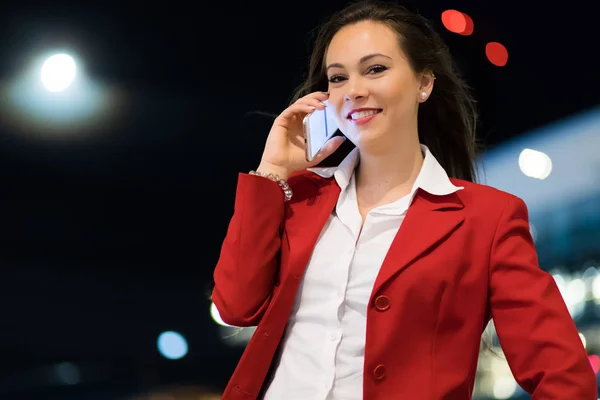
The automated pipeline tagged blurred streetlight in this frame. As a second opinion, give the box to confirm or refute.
[40,53,77,92]
[0,48,123,138]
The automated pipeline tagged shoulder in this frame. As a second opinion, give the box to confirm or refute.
[451,178,529,221]
[452,178,524,207]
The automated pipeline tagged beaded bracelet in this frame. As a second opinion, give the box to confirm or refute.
[249,170,293,202]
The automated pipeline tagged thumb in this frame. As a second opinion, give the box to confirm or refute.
[307,136,347,167]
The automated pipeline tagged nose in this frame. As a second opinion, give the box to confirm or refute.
[344,78,368,102]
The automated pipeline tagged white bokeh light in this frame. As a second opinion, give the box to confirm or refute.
[592,275,600,302]
[566,278,586,306]
[40,54,77,92]
[211,301,232,327]
[579,332,587,349]
[518,148,552,180]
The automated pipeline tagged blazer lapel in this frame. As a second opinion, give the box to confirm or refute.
[284,176,340,280]
[372,189,465,294]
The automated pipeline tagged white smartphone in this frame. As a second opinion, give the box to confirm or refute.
[302,101,339,162]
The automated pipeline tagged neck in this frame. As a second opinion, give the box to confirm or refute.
[354,134,424,206]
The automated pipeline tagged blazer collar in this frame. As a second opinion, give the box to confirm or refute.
[289,166,465,300]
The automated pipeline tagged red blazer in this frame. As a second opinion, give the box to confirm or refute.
[213,171,597,400]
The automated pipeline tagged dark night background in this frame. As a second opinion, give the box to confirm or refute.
[0,0,597,398]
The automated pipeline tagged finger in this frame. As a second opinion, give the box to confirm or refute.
[296,96,327,110]
[307,136,347,166]
[304,91,329,101]
[279,103,318,120]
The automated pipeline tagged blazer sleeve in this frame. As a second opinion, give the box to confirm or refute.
[489,196,597,399]
[212,173,286,327]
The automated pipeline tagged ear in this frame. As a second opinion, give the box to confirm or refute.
[417,71,436,103]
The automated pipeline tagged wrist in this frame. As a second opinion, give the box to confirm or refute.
[256,163,292,180]
[249,169,293,201]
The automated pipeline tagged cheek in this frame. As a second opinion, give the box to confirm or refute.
[381,89,416,117]
[376,74,415,99]
[327,96,345,125]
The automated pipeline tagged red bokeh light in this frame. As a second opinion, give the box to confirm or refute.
[461,13,474,36]
[485,42,509,67]
[589,355,600,374]
[441,10,474,36]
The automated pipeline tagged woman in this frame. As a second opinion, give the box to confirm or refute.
[212,1,596,399]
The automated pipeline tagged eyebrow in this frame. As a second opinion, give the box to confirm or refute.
[325,53,392,72]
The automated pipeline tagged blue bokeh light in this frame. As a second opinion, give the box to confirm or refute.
[157,331,188,360]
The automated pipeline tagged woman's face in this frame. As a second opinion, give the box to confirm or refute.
[325,21,432,150]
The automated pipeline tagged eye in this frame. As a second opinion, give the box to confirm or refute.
[367,65,387,74]
[328,75,346,83]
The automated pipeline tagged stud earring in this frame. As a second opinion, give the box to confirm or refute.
[420,91,428,100]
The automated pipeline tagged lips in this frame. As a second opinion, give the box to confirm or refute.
[347,108,382,126]
[347,108,383,120]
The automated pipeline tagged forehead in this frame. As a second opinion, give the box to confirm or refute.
[325,20,403,65]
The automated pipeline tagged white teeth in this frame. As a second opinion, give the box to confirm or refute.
[350,110,380,120]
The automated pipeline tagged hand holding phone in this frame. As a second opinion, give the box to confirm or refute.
[257,92,346,179]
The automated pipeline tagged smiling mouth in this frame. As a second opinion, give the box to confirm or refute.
[347,109,382,120]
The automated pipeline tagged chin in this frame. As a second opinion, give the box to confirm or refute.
[354,130,392,153]
[353,127,381,141]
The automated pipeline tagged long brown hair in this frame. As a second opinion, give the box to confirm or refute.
[291,0,480,182]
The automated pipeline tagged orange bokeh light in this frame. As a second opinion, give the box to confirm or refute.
[485,42,509,67]
[441,10,474,36]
